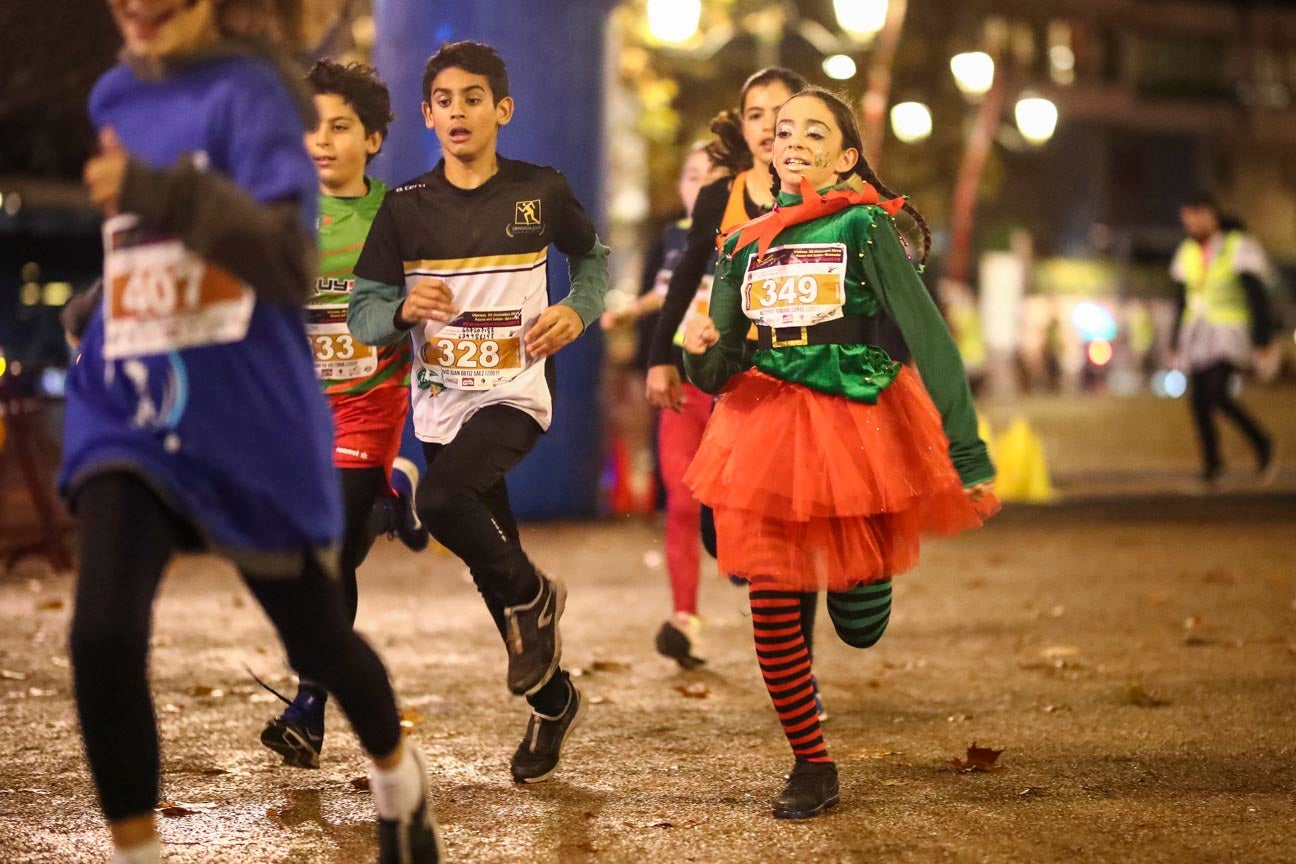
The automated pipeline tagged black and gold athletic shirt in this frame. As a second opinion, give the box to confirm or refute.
[353,157,603,444]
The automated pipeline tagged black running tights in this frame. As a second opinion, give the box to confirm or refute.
[338,466,389,623]
[69,472,402,821]
[419,405,568,715]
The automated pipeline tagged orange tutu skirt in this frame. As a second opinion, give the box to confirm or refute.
[684,367,998,592]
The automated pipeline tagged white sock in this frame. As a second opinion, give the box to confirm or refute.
[111,839,160,864]
[369,741,424,820]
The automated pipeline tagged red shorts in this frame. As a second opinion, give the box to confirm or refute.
[329,386,409,475]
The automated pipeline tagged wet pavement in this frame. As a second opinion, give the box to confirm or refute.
[2,498,1295,863]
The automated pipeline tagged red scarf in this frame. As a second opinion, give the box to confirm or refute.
[721,176,905,258]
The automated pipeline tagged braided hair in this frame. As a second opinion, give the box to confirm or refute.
[705,67,808,174]
[768,87,932,267]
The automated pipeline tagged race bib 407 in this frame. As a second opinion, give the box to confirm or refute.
[102,214,254,359]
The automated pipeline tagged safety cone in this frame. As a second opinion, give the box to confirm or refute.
[993,417,1054,502]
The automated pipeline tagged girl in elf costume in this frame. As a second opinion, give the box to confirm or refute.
[645,67,812,676]
[682,88,998,820]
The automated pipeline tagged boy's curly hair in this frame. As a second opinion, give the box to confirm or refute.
[306,59,395,160]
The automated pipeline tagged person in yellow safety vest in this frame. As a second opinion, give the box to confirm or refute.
[1168,194,1276,484]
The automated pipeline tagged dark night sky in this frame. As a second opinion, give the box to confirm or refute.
[0,0,119,179]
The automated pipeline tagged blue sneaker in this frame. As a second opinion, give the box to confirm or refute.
[388,457,430,552]
[260,683,326,769]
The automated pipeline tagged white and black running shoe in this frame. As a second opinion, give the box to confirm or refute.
[502,573,566,696]
[510,678,586,784]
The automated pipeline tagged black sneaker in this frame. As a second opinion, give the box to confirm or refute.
[503,574,566,696]
[510,680,586,784]
[377,746,444,864]
[773,760,839,819]
[259,683,326,769]
[655,616,706,670]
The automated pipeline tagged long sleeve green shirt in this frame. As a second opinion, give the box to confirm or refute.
[684,191,994,487]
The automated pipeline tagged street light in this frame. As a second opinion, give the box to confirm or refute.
[646,0,701,44]
[1015,96,1058,144]
[835,0,887,38]
[822,54,858,80]
[890,101,932,143]
[950,51,995,96]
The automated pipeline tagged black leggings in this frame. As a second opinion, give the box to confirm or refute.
[420,405,568,715]
[69,472,401,821]
[1189,361,1271,473]
[338,466,389,623]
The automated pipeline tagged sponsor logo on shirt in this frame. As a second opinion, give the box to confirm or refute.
[312,277,354,295]
[414,367,444,395]
[506,199,544,237]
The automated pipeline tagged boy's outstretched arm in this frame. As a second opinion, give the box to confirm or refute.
[525,237,610,358]
[348,276,414,347]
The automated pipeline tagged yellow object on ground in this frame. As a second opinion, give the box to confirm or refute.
[993,417,1054,502]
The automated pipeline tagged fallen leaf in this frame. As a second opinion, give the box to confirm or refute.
[187,686,225,698]
[946,713,972,723]
[951,742,1003,773]
[160,703,183,714]
[350,776,371,792]
[49,656,69,669]
[27,687,55,697]
[37,599,64,611]
[1121,683,1169,708]
[1202,568,1238,585]
[156,802,214,817]
[399,708,425,729]
[591,660,631,673]
[851,748,900,759]
[1,670,27,681]
[589,695,608,705]
[674,683,709,699]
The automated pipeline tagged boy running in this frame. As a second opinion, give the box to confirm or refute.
[260,58,429,771]
[349,41,610,784]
